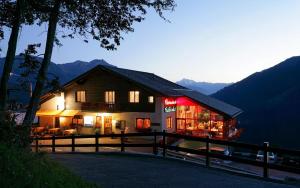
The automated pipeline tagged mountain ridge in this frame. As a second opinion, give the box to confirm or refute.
[176,78,231,95]
[212,56,300,149]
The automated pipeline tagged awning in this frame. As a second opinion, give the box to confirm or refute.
[59,110,80,117]
[36,110,63,116]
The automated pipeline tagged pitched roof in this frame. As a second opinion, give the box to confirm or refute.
[102,66,185,96]
[61,65,242,118]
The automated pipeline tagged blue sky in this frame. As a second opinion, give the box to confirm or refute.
[2,0,300,83]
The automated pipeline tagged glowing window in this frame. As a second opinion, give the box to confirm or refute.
[84,116,94,126]
[136,118,151,129]
[129,91,139,103]
[105,91,115,104]
[166,117,172,129]
[148,96,154,103]
[76,91,86,102]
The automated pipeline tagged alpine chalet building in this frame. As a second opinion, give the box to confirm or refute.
[36,65,242,139]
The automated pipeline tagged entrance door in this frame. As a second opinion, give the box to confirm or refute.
[104,116,112,134]
[95,116,102,134]
[55,117,60,128]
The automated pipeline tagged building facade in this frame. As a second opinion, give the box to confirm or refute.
[37,65,242,139]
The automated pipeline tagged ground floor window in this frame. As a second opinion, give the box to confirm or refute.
[84,116,94,127]
[136,118,151,129]
[166,117,172,129]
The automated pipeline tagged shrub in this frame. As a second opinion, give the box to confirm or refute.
[0,143,97,188]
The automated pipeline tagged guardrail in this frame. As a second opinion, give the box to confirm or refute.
[31,130,300,179]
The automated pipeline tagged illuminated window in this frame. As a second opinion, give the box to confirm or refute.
[105,91,115,104]
[136,118,151,129]
[148,96,154,103]
[166,117,172,129]
[129,91,139,103]
[75,91,86,102]
[84,116,94,126]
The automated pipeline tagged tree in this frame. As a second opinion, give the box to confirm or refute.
[22,0,176,127]
[0,0,25,121]
[0,0,37,121]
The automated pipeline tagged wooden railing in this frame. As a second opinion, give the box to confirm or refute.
[81,102,118,112]
[31,131,300,179]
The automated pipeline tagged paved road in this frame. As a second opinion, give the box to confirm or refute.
[49,153,298,188]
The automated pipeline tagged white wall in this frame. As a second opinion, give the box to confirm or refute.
[39,96,178,134]
[40,92,65,110]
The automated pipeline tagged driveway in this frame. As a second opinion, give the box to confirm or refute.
[49,153,298,188]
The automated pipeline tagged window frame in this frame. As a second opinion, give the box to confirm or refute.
[148,96,154,103]
[129,90,140,103]
[105,90,115,104]
[75,90,86,102]
[83,116,94,127]
[136,118,151,130]
[166,116,172,129]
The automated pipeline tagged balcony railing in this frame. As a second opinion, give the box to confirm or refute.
[80,102,155,112]
[81,102,118,112]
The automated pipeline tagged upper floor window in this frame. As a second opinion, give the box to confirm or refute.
[148,96,154,103]
[75,91,86,102]
[105,91,115,104]
[129,91,139,103]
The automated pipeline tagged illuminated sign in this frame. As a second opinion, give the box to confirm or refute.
[164,98,177,112]
[164,98,176,106]
[165,106,176,113]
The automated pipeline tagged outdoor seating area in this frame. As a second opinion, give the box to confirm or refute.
[31,126,78,136]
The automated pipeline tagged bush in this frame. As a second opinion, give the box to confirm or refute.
[0,113,31,148]
[0,143,98,188]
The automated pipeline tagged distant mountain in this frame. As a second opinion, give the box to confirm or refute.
[0,55,112,104]
[212,56,300,149]
[57,59,113,82]
[177,78,231,95]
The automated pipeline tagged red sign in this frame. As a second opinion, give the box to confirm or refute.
[164,98,177,112]
[164,98,176,106]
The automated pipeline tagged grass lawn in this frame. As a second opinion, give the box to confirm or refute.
[0,143,98,188]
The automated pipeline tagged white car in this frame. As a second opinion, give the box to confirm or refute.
[256,150,277,163]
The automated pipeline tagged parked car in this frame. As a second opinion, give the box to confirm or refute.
[256,150,277,163]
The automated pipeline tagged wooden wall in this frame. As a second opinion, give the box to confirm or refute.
[64,68,157,112]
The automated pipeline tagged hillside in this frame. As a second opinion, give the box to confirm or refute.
[212,56,300,149]
[177,78,231,95]
[0,55,112,103]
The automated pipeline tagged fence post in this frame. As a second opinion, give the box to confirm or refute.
[121,130,125,152]
[162,130,166,157]
[71,134,75,152]
[206,136,210,167]
[263,142,269,178]
[95,133,99,152]
[52,135,55,153]
[153,130,157,155]
[35,137,39,153]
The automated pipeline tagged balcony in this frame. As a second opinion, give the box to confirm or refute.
[81,102,155,112]
[81,102,118,112]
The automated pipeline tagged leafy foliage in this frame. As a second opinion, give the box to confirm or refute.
[0,27,3,54]
[60,0,175,50]
[0,113,31,148]
[18,43,62,91]
[19,43,41,77]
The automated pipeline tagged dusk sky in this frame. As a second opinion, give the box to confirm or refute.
[2,0,300,83]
